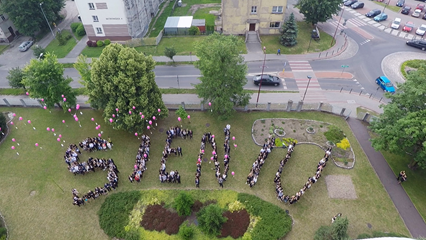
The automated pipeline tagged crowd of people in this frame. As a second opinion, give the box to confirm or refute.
[194,131,214,188]
[65,138,119,207]
[274,146,332,204]
[246,135,276,187]
[158,126,191,183]
[128,135,151,183]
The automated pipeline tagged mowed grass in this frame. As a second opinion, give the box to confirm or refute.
[261,21,335,54]
[372,2,401,13]
[0,45,9,55]
[192,7,220,26]
[0,109,409,240]
[172,0,221,16]
[45,30,77,58]
[150,1,175,37]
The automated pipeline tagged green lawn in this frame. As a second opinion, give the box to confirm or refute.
[400,59,426,79]
[260,21,334,54]
[149,1,175,37]
[45,30,77,58]
[172,0,221,16]
[80,45,106,58]
[372,2,401,13]
[0,109,409,240]
[0,45,9,55]
[193,7,220,26]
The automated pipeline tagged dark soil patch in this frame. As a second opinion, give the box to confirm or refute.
[219,209,250,239]
[140,204,185,235]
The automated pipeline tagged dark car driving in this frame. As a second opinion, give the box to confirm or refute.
[351,2,364,9]
[366,9,381,17]
[253,74,281,86]
[396,0,405,7]
[406,39,426,50]
[344,0,358,6]
[401,6,411,14]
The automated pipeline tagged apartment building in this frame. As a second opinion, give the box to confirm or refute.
[220,0,287,35]
[0,12,18,43]
[75,0,163,41]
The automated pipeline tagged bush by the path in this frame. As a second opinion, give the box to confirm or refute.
[238,193,292,240]
[98,191,141,239]
[174,191,194,216]
[178,223,195,240]
[140,204,185,234]
[196,204,227,236]
[220,209,250,238]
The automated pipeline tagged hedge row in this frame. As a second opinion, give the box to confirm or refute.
[237,193,292,240]
[98,191,141,239]
[86,39,111,47]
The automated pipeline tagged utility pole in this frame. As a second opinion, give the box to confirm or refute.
[302,76,312,102]
[332,6,345,47]
[255,47,267,107]
[40,2,55,37]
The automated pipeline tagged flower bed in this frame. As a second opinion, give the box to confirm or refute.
[220,209,250,238]
[140,204,185,234]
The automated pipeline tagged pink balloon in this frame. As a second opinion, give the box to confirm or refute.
[63,98,66,102]
[178,117,181,122]
[225,155,228,158]
[74,117,78,121]
[212,135,215,138]
[234,144,237,148]
[134,165,137,170]
[73,114,76,118]
[51,128,55,132]
[12,138,15,142]
[98,125,100,128]
[116,108,119,112]
[19,117,23,121]
[232,171,235,176]
[35,143,38,147]
[57,138,60,142]
[26,92,29,95]
[47,127,50,131]
[158,109,161,112]
[210,157,213,160]
[28,120,32,124]
[68,108,71,112]
[62,120,65,123]
[91,118,94,121]
[153,116,156,120]
[41,98,44,102]
[109,118,113,123]
[76,104,80,110]
[10,122,13,125]
[143,154,147,158]
[112,114,115,118]
[149,120,152,125]
[12,113,16,117]
[141,115,145,119]
[44,106,47,110]
[129,111,132,114]
[232,136,235,140]
[187,115,190,119]
[139,112,142,115]
[98,133,102,137]
[61,94,64,98]
[212,151,216,155]
[202,149,204,153]
[96,126,99,130]
[132,106,135,109]
[208,102,211,106]
[59,134,62,138]
[135,132,138,136]
[198,158,201,161]
[147,126,150,129]
[11,146,15,150]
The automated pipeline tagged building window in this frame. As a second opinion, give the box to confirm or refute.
[0,14,5,21]
[251,6,257,14]
[96,27,103,34]
[270,22,280,28]
[88,3,95,10]
[272,6,283,13]
[92,15,99,22]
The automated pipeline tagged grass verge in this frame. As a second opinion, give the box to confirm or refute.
[0,45,9,55]
[45,30,77,58]
[80,46,106,58]
[149,1,175,37]
[0,109,410,240]
[400,59,426,79]
[261,21,334,54]
[372,2,401,13]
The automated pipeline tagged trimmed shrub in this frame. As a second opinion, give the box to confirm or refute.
[32,45,45,59]
[178,224,194,240]
[70,22,81,32]
[104,39,111,45]
[173,191,194,216]
[7,67,25,89]
[324,125,345,144]
[336,138,350,150]
[98,191,141,239]
[90,41,98,47]
[237,193,292,240]
[96,40,104,47]
[56,31,66,46]
[65,33,72,40]
[188,26,200,35]
[275,138,282,147]
[76,24,86,37]
[196,204,227,236]
[86,40,93,47]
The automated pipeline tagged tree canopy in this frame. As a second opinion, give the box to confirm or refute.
[196,204,227,236]
[1,0,65,36]
[23,52,76,110]
[86,43,168,133]
[370,64,426,169]
[7,67,26,89]
[280,13,298,47]
[297,0,341,26]
[194,33,250,120]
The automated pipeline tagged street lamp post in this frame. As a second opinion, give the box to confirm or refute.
[382,0,391,13]
[39,2,55,37]
[302,76,312,102]
[332,6,345,47]
[255,47,267,107]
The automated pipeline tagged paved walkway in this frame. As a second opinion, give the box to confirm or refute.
[65,35,88,58]
[347,118,426,238]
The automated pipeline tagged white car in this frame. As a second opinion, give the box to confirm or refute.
[416,24,426,36]
[391,18,401,29]
[412,9,422,18]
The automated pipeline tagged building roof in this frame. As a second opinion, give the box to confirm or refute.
[164,16,193,28]
[191,19,205,26]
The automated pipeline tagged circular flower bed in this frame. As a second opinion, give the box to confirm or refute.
[274,129,286,137]
[306,127,315,134]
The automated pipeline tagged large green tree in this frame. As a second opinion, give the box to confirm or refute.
[194,33,250,120]
[86,44,168,133]
[370,64,426,169]
[1,0,65,37]
[196,204,227,236]
[297,0,341,26]
[7,67,26,89]
[280,13,298,47]
[23,52,76,110]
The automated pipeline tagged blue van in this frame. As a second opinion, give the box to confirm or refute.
[376,76,395,93]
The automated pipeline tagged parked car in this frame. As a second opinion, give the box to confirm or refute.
[366,9,381,17]
[402,21,415,32]
[375,76,395,93]
[253,74,281,86]
[391,17,402,29]
[406,39,426,50]
[18,41,33,52]
[401,6,411,14]
[416,3,425,10]
[396,0,405,7]
[374,13,388,22]
[416,24,426,35]
[344,0,358,6]
[412,9,422,17]
[351,2,364,9]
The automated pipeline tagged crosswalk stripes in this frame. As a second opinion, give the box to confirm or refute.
[347,18,367,27]
[288,61,312,72]
[327,20,347,31]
